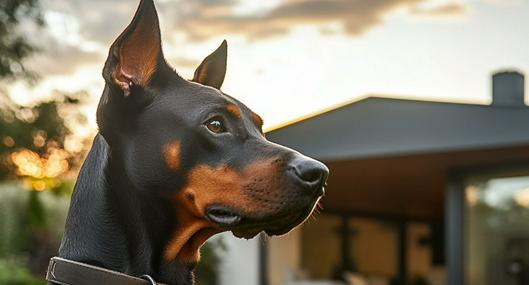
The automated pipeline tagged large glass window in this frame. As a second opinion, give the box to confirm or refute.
[465,171,529,285]
[300,214,441,285]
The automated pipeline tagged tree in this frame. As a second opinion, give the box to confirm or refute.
[0,0,93,281]
[0,0,43,80]
[0,93,85,183]
[0,0,88,187]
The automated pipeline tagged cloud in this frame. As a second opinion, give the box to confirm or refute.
[17,0,204,80]
[165,0,425,41]
[410,2,467,16]
[29,42,103,76]
[42,0,135,45]
[167,55,201,69]
[31,0,471,78]
[480,0,521,5]
[40,0,470,47]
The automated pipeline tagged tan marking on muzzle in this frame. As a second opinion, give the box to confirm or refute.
[183,159,280,214]
[164,190,220,263]
[163,158,281,262]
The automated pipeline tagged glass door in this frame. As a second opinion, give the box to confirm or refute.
[465,170,529,285]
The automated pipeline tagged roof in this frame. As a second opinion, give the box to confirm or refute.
[265,96,529,161]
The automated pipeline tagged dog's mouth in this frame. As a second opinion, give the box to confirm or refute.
[205,195,322,239]
[205,206,242,227]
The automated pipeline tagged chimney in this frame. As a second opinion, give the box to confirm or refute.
[492,70,525,107]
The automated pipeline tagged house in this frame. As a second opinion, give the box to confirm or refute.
[217,70,529,285]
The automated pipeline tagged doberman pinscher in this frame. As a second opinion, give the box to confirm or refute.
[50,0,328,284]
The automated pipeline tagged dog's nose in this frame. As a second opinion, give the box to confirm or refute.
[290,156,329,194]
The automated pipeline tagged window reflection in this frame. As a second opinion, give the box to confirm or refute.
[465,173,529,285]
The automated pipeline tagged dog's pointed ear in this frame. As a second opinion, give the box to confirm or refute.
[192,40,227,90]
[103,0,164,96]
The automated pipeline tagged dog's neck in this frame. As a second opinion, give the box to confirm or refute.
[58,134,195,285]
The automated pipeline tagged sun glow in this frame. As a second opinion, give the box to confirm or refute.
[514,188,529,208]
[10,148,69,179]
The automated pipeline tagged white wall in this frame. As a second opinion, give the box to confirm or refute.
[268,228,302,285]
[217,232,260,285]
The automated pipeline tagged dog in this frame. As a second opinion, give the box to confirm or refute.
[50,0,328,284]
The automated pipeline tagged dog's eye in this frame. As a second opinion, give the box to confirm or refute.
[205,117,226,134]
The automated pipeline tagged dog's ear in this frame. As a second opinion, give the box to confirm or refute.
[103,0,165,96]
[192,40,227,90]
[98,0,168,140]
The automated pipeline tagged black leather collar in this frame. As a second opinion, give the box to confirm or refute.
[46,257,166,285]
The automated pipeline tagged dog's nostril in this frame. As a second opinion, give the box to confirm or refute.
[291,157,329,188]
[296,167,323,184]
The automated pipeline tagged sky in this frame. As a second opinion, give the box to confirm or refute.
[7,0,529,135]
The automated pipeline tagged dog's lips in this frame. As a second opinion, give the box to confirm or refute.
[205,206,242,228]
[207,209,301,239]
[263,205,315,236]
[232,228,262,239]
[232,197,322,239]
[205,190,323,239]
[230,211,307,239]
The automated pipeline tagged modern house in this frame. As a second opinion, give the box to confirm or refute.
[217,71,529,285]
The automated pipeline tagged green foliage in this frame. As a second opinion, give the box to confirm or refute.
[0,0,86,282]
[0,0,43,81]
[195,238,227,285]
[0,183,69,256]
[0,184,28,256]
[28,191,45,228]
[0,95,69,152]
[0,183,70,282]
[0,258,45,285]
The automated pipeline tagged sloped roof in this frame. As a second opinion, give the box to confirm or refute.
[266,96,529,161]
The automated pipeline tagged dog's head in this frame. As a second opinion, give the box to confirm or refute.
[97,0,328,262]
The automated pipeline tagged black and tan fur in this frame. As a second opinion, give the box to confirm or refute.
[56,0,328,284]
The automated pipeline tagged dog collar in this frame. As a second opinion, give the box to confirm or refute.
[46,257,166,285]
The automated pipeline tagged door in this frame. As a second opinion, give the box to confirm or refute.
[464,169,529,285]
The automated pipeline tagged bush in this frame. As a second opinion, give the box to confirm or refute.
[196,237,227,285]
[0,182,70,281]
[0,257,46,285]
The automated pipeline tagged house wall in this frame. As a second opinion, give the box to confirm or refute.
[268,228,302,285]
[217,233,260,285]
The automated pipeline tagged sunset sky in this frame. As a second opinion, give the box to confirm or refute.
[7,0,529,135]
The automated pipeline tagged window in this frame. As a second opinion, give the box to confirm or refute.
[465,170,529,285]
